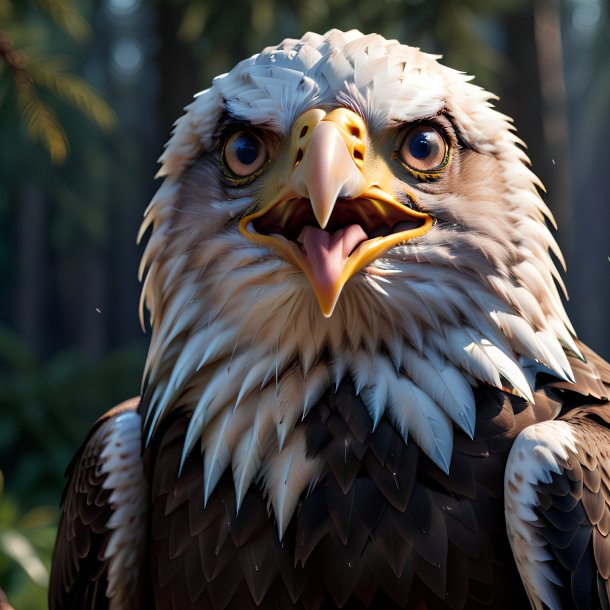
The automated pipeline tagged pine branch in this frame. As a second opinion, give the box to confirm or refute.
[1,26,116,163]
[1,30,68,163]
[0,29,28,83]
[29,59,116,131]
[33,0,91,41]
[17,82,69,163]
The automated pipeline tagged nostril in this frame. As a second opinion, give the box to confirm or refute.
[353,149,364,161]
[299,126,308,138]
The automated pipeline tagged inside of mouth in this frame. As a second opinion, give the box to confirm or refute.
[252,197,423,243]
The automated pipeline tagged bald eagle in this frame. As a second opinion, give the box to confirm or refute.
[50,30,610,610]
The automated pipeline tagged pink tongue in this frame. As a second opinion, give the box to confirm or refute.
[299,224,368,292]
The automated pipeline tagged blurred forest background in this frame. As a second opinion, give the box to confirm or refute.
[0,0,608,606]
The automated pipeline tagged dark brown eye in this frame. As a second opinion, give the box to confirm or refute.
[223,131,267,177]
[398,125,448,173]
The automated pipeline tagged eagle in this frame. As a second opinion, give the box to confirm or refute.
[49,30,610,610]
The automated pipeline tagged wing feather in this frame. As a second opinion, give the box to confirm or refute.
[49,398,146,610]
[506,409,610,610]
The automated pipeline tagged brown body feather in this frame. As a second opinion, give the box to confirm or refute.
[50,346,610,609]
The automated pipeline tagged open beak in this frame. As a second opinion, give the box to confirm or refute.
[239,108,433,317]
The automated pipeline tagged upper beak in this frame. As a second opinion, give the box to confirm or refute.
[239,108,433,317]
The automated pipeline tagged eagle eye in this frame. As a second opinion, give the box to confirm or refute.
[222,131,267,180]
[398,125,449,175]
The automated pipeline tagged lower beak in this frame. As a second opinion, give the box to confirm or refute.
[239,108,433,317]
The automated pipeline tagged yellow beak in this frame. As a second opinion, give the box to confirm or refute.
[239,108,433,317]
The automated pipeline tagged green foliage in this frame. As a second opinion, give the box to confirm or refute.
[0,0,115,164]
[33,0,92,41]
[15,79,70,164]
[0,324,146,509]
[0,325,145,609]
[0,323,146,608]
[29,58,115,130]
[0,471,57,610]
[0,0,126,276]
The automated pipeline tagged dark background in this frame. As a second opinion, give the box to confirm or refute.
[1,0,608,606]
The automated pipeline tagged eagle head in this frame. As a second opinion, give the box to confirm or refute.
[139,29,578,535]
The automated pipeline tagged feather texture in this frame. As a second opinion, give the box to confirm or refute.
[386,370,453,473]
[261,429,321,538]
[401,346,476,438]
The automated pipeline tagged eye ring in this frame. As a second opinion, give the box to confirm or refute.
[222,131,268,183]
[397,124,450,178]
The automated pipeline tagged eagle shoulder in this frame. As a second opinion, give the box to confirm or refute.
[49,398,147,610]
[505,346,610,610]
